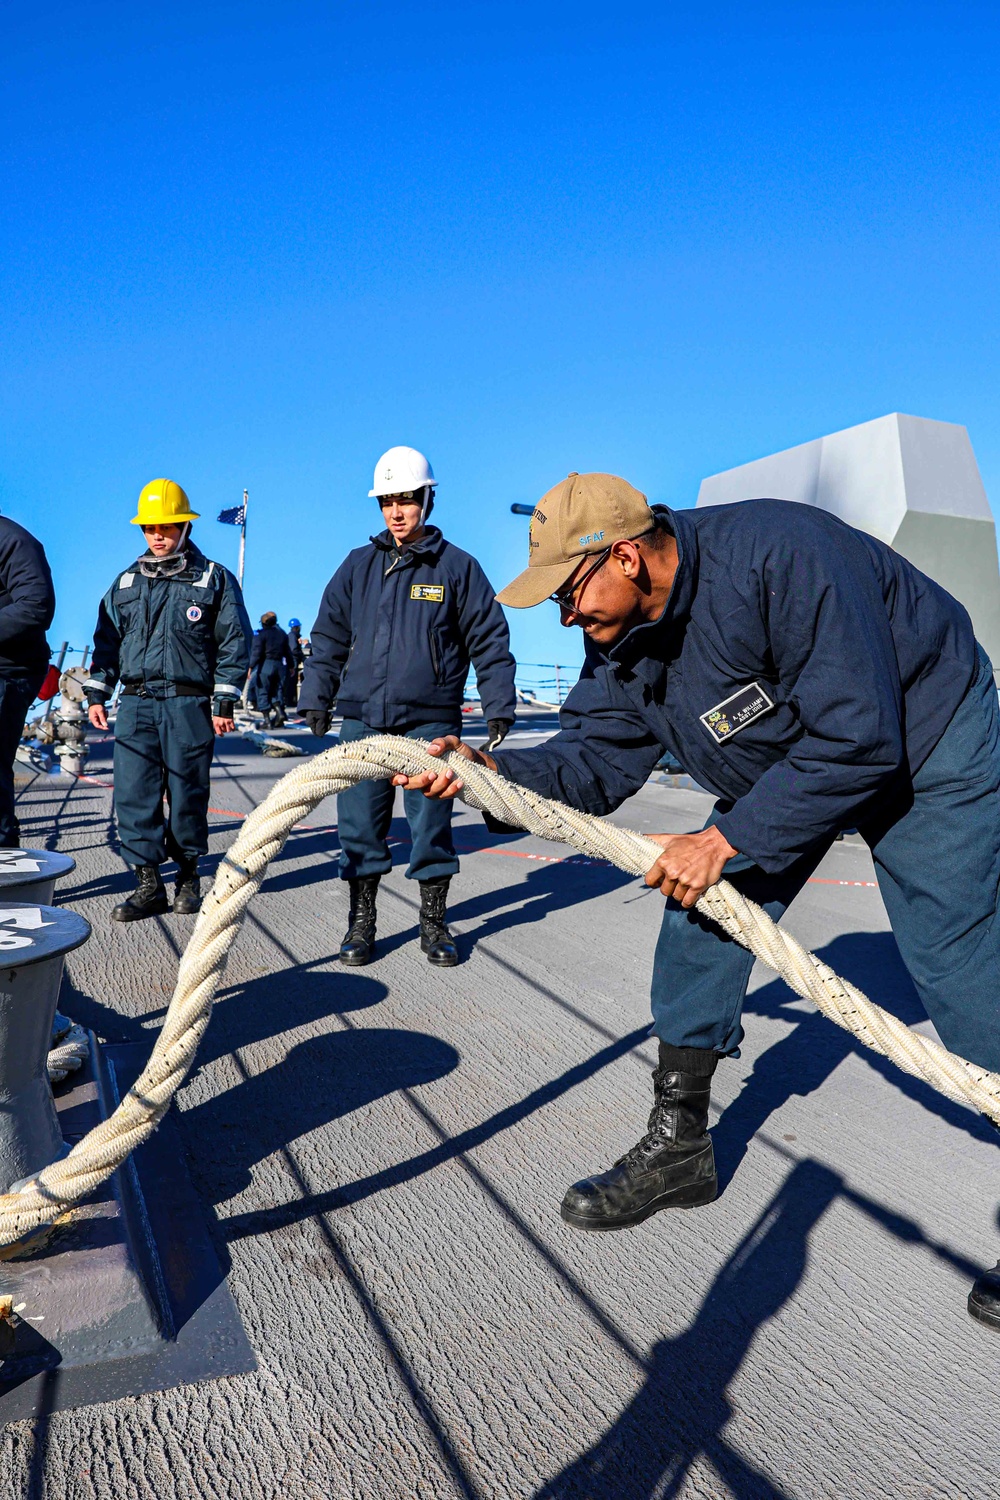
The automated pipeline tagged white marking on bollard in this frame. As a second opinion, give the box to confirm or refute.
[0,909,53,929]
[0,854,43,872]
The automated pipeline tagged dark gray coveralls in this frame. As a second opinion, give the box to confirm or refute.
[86,544,251,867]
[250,625,296,717]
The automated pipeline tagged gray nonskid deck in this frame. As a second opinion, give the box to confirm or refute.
[3,714,997,1498]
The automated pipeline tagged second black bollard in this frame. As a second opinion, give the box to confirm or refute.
[0,902,91,1193]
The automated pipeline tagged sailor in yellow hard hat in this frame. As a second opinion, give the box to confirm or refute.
[84,480,252,921]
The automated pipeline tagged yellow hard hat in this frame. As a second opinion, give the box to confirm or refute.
[130,478,200,526]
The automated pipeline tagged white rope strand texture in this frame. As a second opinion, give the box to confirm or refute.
[1,732,998,1247]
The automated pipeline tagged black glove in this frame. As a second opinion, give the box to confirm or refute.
[305,709,332,737]
[486,718,513,752]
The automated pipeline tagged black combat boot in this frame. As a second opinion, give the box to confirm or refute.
[173,856,202,914]
[418,876,458,967]
[111,864,170,923]
[339,876,380,965]
[968,1262,1000,1330]
[560,1042,718,1230]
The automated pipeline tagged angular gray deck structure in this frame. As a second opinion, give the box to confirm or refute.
[697,412,1000,672]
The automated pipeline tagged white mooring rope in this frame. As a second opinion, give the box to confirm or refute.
[2,733,999,1246]
[46,1023,90,1085]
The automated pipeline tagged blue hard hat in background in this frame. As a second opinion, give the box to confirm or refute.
[289,618,301,628]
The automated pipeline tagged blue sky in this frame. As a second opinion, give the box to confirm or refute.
[4,1,999,687]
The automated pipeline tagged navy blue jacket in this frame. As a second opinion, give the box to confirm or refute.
[493,500,977,874]
[0,517,55,681]
[250,625,295,670]
[299,526,517,728]
[87,543,252,712]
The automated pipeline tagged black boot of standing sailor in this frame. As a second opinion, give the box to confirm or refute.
[111,864,170,923]
[340,875,380,965]
[560,1042,718,1230]
[419,876,458,966]
[173,856,202,914]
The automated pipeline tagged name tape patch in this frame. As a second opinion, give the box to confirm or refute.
[410,584,444,602]
[699,682,775,744]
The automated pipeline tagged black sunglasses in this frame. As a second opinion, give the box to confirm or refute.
[549,546,613,612]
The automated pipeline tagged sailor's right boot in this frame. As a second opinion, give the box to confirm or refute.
[339,876,380,965]
[560,1042,718,1231]
[111,864,170,923]
[172,856,202,915]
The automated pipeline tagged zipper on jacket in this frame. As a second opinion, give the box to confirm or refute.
[429,630,441,684]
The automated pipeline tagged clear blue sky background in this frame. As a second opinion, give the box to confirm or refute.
[5,1,999,687]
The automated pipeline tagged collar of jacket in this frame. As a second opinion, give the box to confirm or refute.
[369,525,445,563]
[132,541,211,581]
[605,506,697,680]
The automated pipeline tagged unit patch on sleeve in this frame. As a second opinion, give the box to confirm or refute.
[410,584,445,602]
[699,682,775,744]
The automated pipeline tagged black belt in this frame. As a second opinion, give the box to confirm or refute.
[121,683,206,699]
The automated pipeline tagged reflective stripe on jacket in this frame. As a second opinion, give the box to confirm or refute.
[88,544,252,708]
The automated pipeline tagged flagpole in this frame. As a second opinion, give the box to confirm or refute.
[238,488,248,590]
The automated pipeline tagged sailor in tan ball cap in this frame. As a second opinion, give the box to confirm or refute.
[391,467,1000,1331]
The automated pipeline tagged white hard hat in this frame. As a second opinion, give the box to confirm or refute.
[369,446,438,499]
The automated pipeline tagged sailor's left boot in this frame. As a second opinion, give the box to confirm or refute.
[111,864,170,922]
[560,1042,718,1230]
[968,1262,1000,1330]
[173,856,202,914]
[418,876,459,967]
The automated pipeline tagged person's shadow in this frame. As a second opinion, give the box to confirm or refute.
[713,930,998,1191]
[533,1159,839,1500]
[56,965,390,1066]
[445,855,635,958]
[249,814,636,961]
[179,1025,460,1204]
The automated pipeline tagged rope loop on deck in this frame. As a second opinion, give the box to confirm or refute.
[1,732,998,1246]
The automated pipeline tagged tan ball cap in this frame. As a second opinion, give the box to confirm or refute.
[497,472,655,608]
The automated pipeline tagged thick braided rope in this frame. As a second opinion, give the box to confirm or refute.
[0,732,998,1246]
[46,1024,90,1085]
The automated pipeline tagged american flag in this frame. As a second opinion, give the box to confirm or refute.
[218,503,246,527]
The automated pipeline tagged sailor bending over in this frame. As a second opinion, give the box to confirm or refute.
[394,469,1000,1330]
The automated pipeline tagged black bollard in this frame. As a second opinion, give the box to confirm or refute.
[0,849,76,907]
[0,898,254,1424]
[0,902,90,1193]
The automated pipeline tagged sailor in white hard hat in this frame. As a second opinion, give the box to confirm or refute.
[298,447,517,969]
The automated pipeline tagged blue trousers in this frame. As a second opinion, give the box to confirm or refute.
[257,661,285,714]
[336,718,461,882]
[113,695,215,866]
[652,646,1000,1073]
